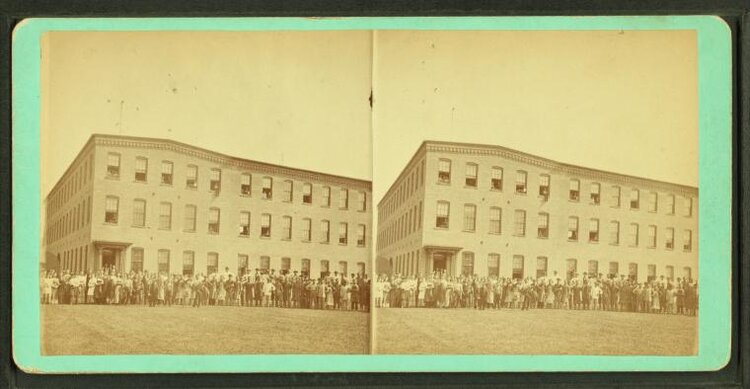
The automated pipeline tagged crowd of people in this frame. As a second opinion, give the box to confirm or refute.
[40,266,371,312]
[374,270,698,315]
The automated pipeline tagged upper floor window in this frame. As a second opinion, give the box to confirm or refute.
[630,189,640,210]
[105,196,119,224]
[567,216,579,241]
[629,223,639,247]
[339,188,349,209]
[339,222,348,245]
[321,220,330,243]
[537,212,549,238]
[282,215,292,240]
[261,213,272,238]
[357,224,366,247]
[683,197,693,217]
[322,186,331,207]
[208,207,220,234]
[683,229,693,251]
[647,225,657,248]
[302,217,312,242]
[515,171,527,194]
[610,185,621,207]
[665,227,675,250]
[539,174,550,198]
[589,218,599,242]
[132,199,146,227]
[159,202,172,230]
[302,183,312,204]
[186,164,198,189]
[569,179,580,201]
[131,248,144,273]
[240,173,252,196]
[463,204,476,232]
[283,180,293,202]
[666,194,675,214]
[209,168,221,193]
[491,167,503,190]
[487,253,500,277]
[183,204,197,232]
[461,252,475,276]
[357,191,366,211]
[489,207,502,234]
[207,252,218,275]
[107,153,121,178]
[183,251,195,276]
[436,201,450,229]
[514,209,526,236]
[590,183,601,204]
[438,159,451,184]
[158,250,170,274]
[239,211,250,236]
[262,176,273,199]
[465,163,478,187]
[135,157,148,182]
[160,161,173,185]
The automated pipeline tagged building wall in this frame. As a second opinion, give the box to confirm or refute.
[47,135,372,277]
[378,142,698,282]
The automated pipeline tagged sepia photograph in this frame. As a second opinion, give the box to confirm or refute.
[371,30,699,355]
[38,31,373,355]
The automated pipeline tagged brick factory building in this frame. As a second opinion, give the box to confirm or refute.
[376,141,698,282]
[43,134,372,278]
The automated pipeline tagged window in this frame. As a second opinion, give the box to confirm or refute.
[357,191,366,211]
[648,191,658,212]
[157,249,170,274]
[515,171,527,194]
[186,164,198,189]
[161,161,173,185]
[210,168,221,193]
[208,207,220,234]
[338,261,348,275]
[239,212,250,236]
[683,229,692,251]
[569,179,580,201]
[491,167,503,190]
[357,262,366,275]
[609,221,620,245]
[131,248,144,272]
[302,218,312,242]
[356,224,366,247]
[255,256,268,274]
[568,216,579,241]
[539,174,551,198]
[628,263,638,281]
[487,254,500,277]
[257,213,271,237]
[207,252,218,275]
[628,223,639,247]
[630,189,640,209]
[610,185,621,207]
[438,159,451,183]
[302,183,312,204]
[339,188,349,209]
[105,196,119,224]
[301,258,311,276]
[107,153,120,178]
[648,264,657,281]
[322,186,331,207]
[489,207,502,234]
[665,227,675,249]
[237,254,248,276]
[132,199,146,227]
[183,251,195,275]
[319,260,330,277]
[531,212,547,238]
[339,222,348,244]
[514,210,526,236]
[536,256,548,278]
[589,219,599,242]
[683,267,692,280]
[159,202,172,230]
[184,205,197,232]
[463,204,476,232]
[587,260,598,277]
[465,163,478,187]
[566,258,577,280]
[648,225,657,248]
[683,197,693,217]
[241,174,252,196]
[282,216,292,240]
[436,201,450,228]
[283,180,293,202]
[665,265,674,280]
[666,194,675,214]
[461,252,474,276]
[321,220,330,243]
[135,157,148,182]
[608,262,619,278]
[590,182,601,204]
[512,255,524,279]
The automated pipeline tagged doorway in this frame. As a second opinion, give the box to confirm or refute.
[102,248,117,272]
[433,253,447,273]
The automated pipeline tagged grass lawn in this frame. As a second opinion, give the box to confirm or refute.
[42,304,369,355]
[374,308,697,355]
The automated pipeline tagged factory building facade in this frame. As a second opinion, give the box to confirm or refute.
[43,134,372,278]
[376,141,698,283]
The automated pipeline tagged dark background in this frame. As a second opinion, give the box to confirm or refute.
[0,1,747,387]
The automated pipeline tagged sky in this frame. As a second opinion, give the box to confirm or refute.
[41,29,698,206]
[372,30,698,203]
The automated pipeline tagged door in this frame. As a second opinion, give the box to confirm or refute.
[433,253,447,273]
[102,248,117,272]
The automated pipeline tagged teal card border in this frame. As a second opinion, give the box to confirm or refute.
[12,16,732,373]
